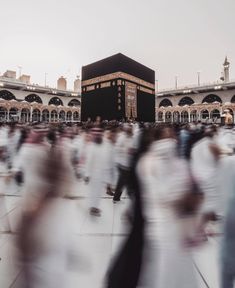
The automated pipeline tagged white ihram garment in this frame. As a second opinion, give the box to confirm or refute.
[77,136,91,178]
[85,142,109,208]
[137,139,198,288]
[191,137,219,213]
[0,160,11,231]
[114,132,134,169]
[103,139,117,188]
[13,143,49,213]
[23,198,77,288]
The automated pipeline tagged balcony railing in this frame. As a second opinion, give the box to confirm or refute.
[157,79,235,95]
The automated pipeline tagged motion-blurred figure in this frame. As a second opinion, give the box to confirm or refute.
[0,145,11,233]
[17,141,77,288]
[137,126,199,288]
[178,124,190,159]
[76,129,91,179]
[106,127,150,288]
[113,125,135,203]
[103,128,117,196]
[191,127,221,215]
[6,124,21,169]
[85,127,108,216]
[218,155,235,288]
[216,125,235,155]
[13,128,50,213]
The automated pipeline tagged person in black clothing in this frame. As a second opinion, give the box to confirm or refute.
[106,127,153,288]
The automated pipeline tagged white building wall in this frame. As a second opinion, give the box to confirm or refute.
[0,88,80,106]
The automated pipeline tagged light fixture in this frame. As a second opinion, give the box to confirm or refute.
[26,86,36,91]
[183,90,191,94]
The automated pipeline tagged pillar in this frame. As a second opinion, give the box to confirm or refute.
[18,110,22,123]
[30,107,33,122]
[198,111,201,121]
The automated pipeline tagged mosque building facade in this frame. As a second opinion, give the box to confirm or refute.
[156,57,235,124]
[0,72,81,123]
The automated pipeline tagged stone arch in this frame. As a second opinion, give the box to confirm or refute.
[9,108,18,121]
[0,90,16,100]
[173,111,180,123]
[158,111,163,121]
[210,109,220,120]
[165,111,172,122]
[49,97,63,106]
[21,108,30,123]
[25,94,42,104]
[181,111,189,123]
[32,109,41,122]
[51,110,58,122]
[159,99,173,108]
[42,109,49,122]
[178,97,194,106]
[231,95,235,103]
[73,111,79,121]
[68,99,81,107]
[190,110,197,122]
[201,109,209,120]
[0,107,7,122]
[59,110,66,121]
[202,94,222,104]
[66,111,72,121]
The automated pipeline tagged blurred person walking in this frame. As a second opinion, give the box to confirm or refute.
[137,125,199,288]
[113,125,135,203]
[84,127,109,216]
[106,127,150,288]
[191,127,221,216]
[17,140,77,288]
[178,124,190,159]
[103,128,117,196]
[0,145,11,233]
[12,128,50,213]
[215,154,235,288]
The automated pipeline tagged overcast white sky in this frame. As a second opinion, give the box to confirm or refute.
[0,0,234,90]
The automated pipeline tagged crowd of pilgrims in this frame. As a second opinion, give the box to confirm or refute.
[1,120,235,288]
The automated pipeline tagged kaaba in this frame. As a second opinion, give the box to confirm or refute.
[81,53,155,122]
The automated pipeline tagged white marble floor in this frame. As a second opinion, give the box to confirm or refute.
[0,181,221,288]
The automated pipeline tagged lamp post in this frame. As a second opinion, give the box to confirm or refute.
[44,73,48,87]
[197,71,201,86]
[175,76,178,89]
[155,80,159,92]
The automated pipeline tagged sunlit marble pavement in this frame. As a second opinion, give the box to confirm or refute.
[0,180,221,288]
